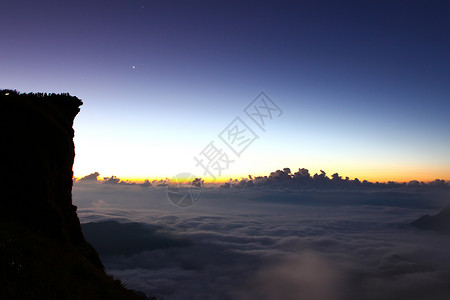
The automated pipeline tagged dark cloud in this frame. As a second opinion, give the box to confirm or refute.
[140,179,152,187]
[191,178,204,188]
[78,172,100,181]
[220,168,449,190]
[77,168,449,193]
[103,175,123,184]
[75,175,152,187]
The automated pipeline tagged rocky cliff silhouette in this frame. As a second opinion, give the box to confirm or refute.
[0,90,145,299]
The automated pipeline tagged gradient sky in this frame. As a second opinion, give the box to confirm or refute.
[1,0,449,182]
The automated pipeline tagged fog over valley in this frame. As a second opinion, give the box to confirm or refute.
[74,181,450,300]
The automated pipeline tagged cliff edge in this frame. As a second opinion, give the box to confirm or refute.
[0,90,144,299]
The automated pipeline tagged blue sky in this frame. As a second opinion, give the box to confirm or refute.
[1,0,449,181]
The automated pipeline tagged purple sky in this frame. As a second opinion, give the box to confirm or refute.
[1,0,449,181]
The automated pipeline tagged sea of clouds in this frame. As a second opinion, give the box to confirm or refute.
[73,182,450,300]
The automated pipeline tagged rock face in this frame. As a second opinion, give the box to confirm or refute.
[1,90,102,268]
[412,205,450,235]
[0,90,143,298]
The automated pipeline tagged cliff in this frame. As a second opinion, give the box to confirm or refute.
[0,90,144,299]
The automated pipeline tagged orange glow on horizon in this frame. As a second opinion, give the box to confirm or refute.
[74,171,449,185]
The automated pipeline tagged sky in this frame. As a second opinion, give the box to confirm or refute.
[1,0,449,182]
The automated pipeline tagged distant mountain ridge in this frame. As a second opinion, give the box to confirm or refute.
[412,205,450,235]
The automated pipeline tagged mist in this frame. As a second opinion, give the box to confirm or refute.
[73,181,450,299]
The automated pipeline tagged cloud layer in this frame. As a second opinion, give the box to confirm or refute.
[73,182,450,299]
